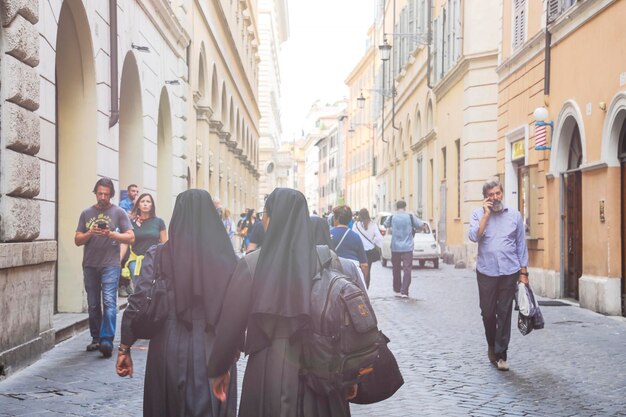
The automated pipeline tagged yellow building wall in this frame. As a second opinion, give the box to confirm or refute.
[545,0,626,278]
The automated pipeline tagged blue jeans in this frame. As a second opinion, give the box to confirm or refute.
[83,266,120,343]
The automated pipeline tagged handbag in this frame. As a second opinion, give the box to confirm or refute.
[356,223,382,263]
[350,331,404,404]
[127,244,170,340]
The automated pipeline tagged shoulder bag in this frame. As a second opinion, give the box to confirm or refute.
[127,244,170,340]
[356,222,381,263]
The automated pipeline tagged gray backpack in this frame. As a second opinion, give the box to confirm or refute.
[302,245,380,395]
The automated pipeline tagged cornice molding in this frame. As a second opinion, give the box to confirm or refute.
[138,0,191,59]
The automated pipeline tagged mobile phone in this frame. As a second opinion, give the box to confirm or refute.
[97,222,108,229]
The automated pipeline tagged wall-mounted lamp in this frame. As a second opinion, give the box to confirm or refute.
[165,80,180,85]
[533,106,553,150]
[357,92,366,110]
[131,43,150,53]
[379,38,392,62]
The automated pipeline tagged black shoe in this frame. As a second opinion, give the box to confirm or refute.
[99,341,113,358]
[86,340,100,352]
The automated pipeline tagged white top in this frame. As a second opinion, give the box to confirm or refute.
[352,221,384,251]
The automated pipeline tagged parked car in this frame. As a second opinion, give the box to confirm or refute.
[372,211,392,237]
[381,219,441,268]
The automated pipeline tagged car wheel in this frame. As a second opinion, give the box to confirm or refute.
[382,258,388,267]
[433,258,439,269]
[419,260,426,267]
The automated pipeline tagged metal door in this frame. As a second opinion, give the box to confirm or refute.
[564,171,582,299]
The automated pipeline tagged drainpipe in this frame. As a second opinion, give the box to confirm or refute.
[392,0,398,131]
[426,0,433,89]
[544,4,551,97]
[109,0,119,128]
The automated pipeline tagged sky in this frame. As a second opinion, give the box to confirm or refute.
[279,0,375,142]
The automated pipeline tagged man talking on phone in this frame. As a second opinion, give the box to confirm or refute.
[469,178,528,372]
[75,178,134,358]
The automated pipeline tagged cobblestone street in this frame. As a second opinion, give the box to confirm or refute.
[1,262,626,416]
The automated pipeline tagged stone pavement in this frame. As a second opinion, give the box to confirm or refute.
[1,262,626,416]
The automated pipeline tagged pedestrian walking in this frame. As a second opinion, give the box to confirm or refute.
[352,208,384,288]
[330,205,368,290]
[311,215,366,293]
[384,200,423,298]
[74,178,134,358]
[222,208,236,246]
[469,178,529,371]
[245,213,265,253]
[119,183,139,214]
[119,193,167,297]
[225,188,355,416]
[116,189,239,417]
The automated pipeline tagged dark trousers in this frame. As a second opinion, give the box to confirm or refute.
[476,271,518,361]
[392,251,413,295]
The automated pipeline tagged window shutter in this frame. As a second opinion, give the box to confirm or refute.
[454,0,461,62]
[548,0,560,22]
[393,22,399,76]
[409,0,416,51]
[433,16,439,81]
[512,0,526,50]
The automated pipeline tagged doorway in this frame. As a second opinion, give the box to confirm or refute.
[55,0,97,312]
[618,115,626,316]
[564,126,583,300]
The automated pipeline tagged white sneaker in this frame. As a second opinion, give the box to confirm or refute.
[394,292,402,297]
[400,294,409,298]
[496,359,509,371]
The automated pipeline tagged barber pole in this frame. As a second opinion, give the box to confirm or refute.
[535,124,547,147]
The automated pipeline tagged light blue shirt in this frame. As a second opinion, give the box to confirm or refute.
[468,206,528,277]
[384,211,423,252]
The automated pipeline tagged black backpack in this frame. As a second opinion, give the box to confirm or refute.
[302,245,381,395]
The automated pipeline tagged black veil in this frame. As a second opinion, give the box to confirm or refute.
[246,188,317,353]
[163,189,237,326]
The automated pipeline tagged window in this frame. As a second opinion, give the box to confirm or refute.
[512,0,526,51]
[416,155,423,218]
[548,0,576,22]
[455,139,460,218]
[442,146,447,180]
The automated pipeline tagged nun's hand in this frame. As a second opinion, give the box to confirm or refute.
[212,371,230,402]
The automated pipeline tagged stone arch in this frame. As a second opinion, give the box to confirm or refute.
[601,91,626,167]
[221,82,228,124]
[157,87,174,224]
[426,99,434,133]
[405,114,411,151]
[211,65,219,113]
[229,98,235,134]
[197,44,208,102]
[56,0,98,312]
[549,100,588,176]
[119,51,144,191]
[414,104,422,145]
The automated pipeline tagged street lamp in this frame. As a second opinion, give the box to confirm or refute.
[357,92,366,110]
[533,106,553,150]
[379,38,392,61]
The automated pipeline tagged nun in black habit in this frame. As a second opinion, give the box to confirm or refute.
[212,188,350,417]
[117,189,243,417]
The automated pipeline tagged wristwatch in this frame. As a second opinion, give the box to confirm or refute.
[519,272,529,276]
[118,345,131,355]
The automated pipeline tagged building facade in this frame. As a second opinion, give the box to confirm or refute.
[256,0,289,208]
[367,0,499,263]
[346,26,377,215]
[497,0,626,316]
[190,0,262,216]
[0,0,263,378]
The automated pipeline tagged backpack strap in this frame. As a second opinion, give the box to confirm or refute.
[356,222,376,246]
[316,245,333,269]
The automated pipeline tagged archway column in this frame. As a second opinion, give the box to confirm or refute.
[196,105,212,190]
